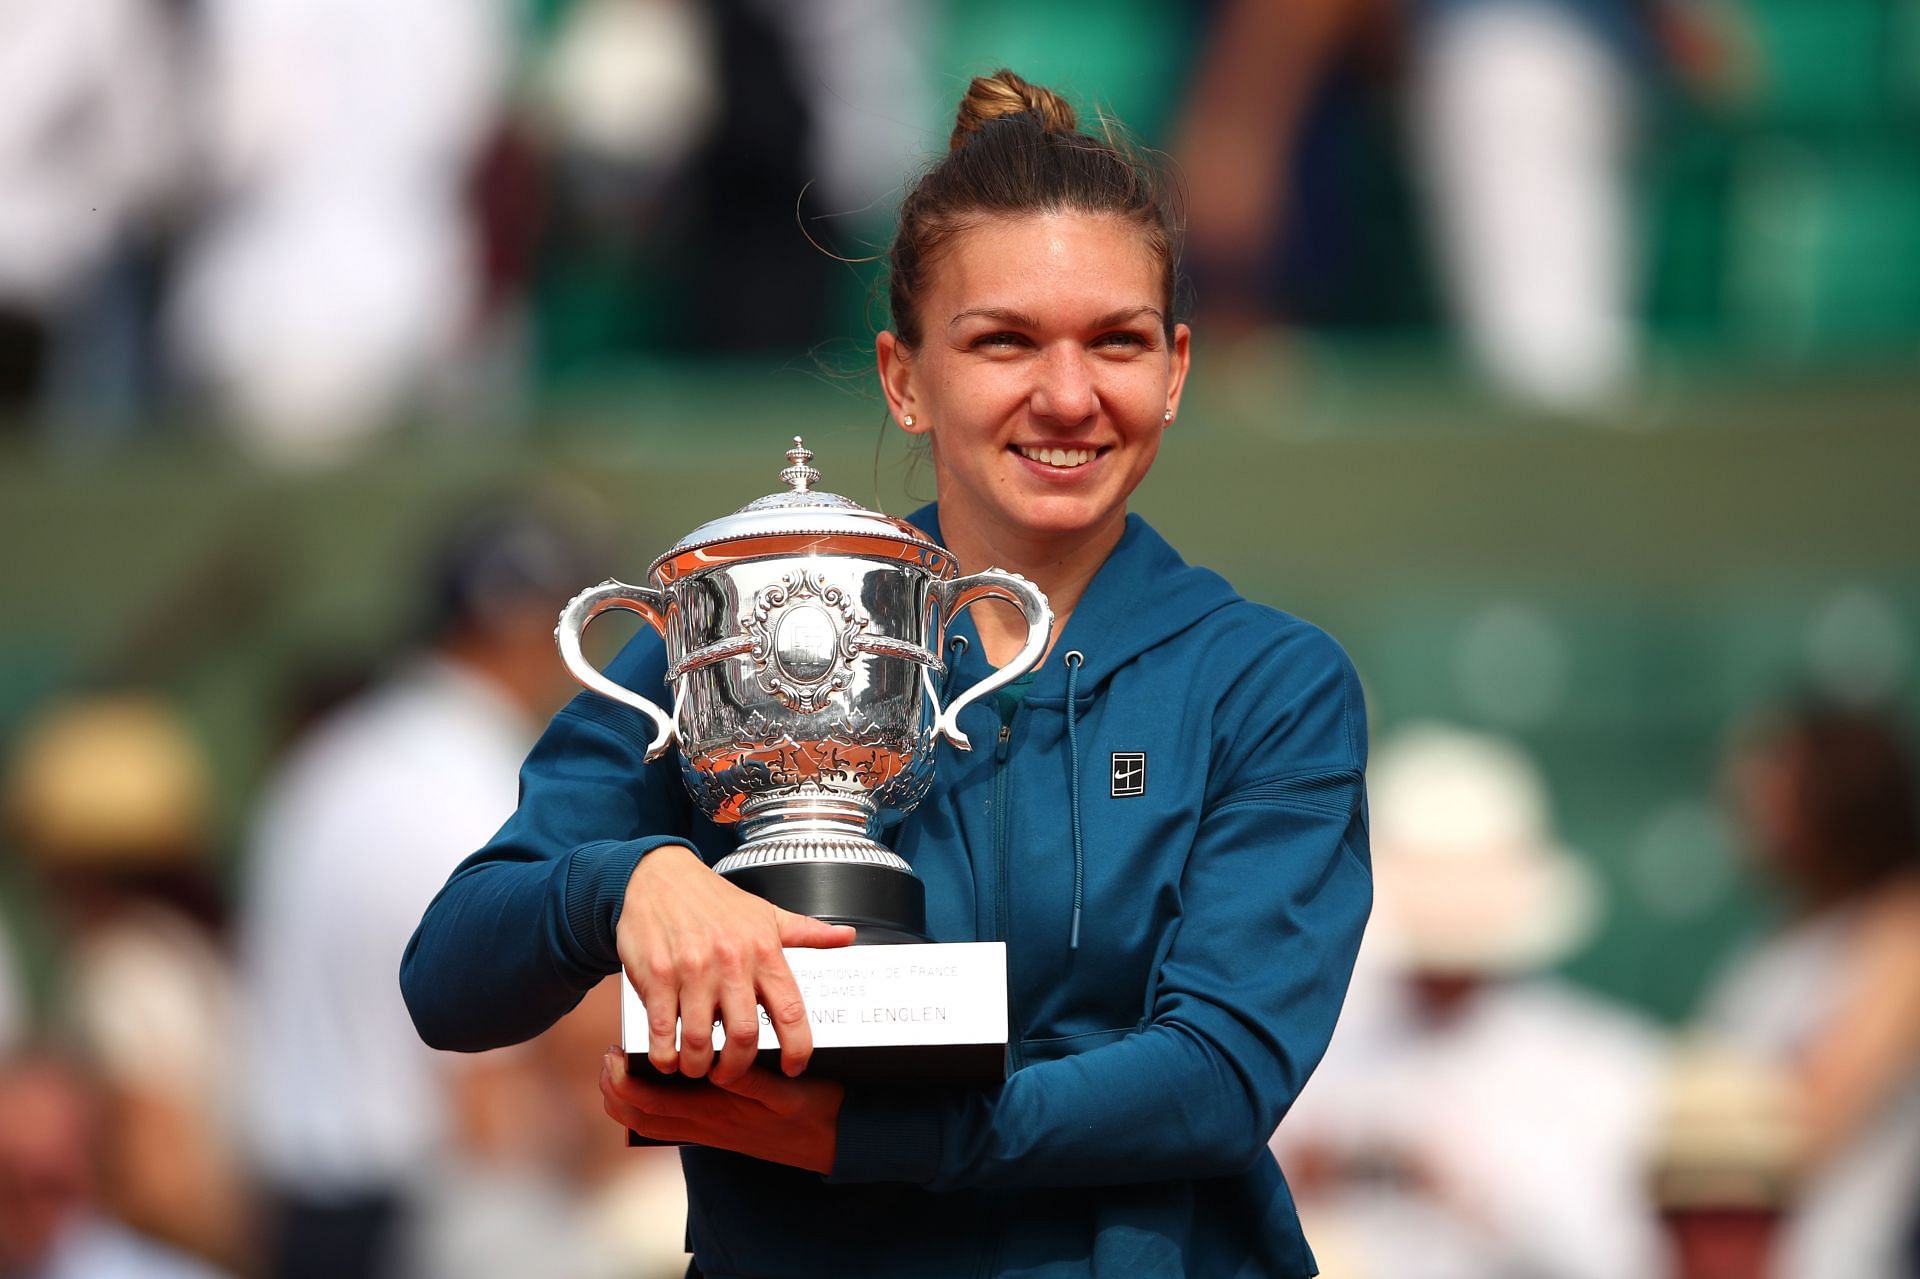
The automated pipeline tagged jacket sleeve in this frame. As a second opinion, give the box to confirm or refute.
[831,625,1371,1190]
[400,636,697,1052]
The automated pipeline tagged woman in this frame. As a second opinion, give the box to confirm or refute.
[1700,700,1920,1279]
[403,70,1370,1278]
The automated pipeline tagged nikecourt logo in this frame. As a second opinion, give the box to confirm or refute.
[1111,753,1146,798]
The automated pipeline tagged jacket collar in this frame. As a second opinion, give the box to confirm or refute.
[906,504,1240,696]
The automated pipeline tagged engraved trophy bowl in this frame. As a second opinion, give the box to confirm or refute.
[556,438,1052,943]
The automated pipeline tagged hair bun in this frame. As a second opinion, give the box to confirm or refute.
[949,69,1078,151]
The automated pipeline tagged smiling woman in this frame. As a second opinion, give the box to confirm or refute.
[401,69,1371,1279]
[881,211,1188,645]
[877,76,1189,654]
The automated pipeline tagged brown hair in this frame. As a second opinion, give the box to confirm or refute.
[1747,699,1920,903]
[887,69,1182,348]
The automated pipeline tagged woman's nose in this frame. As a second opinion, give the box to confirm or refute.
[1029,344,1097,426]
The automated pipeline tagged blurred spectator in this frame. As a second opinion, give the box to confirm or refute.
[236,502,596,1279]
[1175,0,1652,414]
[170,0,514,465]
[537,0,720,206]
[0,1050,233,1279]
[1650,1040,1803,1279]
[667,0,890,350]
[0,917,22,1060]
[1695,699,1920,1279]
[1409,0,1644,413]
[526,0,920,377]
[1173,0,1387,338]
[408,977,690,1279]
[527,0,721,376]
[1272,723,1669,1278]
[0,0,183,425]
[0,694,251,1274]
[774,0,934,241]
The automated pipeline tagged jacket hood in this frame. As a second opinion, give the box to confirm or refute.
[906,505,1244,695]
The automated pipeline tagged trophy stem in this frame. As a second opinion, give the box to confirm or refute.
[718,794,909,873]
[714,793,927,942]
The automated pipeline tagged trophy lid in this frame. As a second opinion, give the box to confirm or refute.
[649,437,952,583]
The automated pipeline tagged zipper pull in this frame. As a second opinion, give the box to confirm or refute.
[995,722,1013,760]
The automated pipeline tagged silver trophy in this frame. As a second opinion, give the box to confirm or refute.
[556,438,1051,944]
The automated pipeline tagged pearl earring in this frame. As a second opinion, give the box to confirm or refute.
[903,414,915,427]
[1163,409,1173,422]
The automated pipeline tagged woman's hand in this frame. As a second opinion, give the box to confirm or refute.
[601,1050,844,1174]
[617,846,855,1083]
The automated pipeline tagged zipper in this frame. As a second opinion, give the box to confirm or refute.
[992,717,1022,1072]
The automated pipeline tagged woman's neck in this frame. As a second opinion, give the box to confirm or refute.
[937,505,1126,667]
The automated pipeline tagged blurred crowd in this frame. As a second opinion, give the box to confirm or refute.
[0,0,938,465]
[0,503,697,1279]
[7,0,1888,467]
[0,495,1916,1279]
[1274,713,1920,1279]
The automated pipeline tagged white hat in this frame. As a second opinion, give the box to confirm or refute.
[3,693,211,868]
[1365,723,1599,974]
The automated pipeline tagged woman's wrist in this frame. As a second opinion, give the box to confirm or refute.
[562,837,688,971]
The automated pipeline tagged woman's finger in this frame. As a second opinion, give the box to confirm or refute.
[676,973,720,1079]
[755,950,815,1078]
[602,1086,702,1144]
[775,908,857,949]
[709,1063,784,1106]
[639,964,682,1075]
[711,1062,838,1121]
[602,1052,698,1120]
[601,1055,762,1149]
[710,981,765,1086]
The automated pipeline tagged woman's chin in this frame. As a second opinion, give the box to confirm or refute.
[999,498,1126,544]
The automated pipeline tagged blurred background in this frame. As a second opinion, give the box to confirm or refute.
[1,0,1916,1276]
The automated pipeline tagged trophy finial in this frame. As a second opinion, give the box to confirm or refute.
[781,436,820,493]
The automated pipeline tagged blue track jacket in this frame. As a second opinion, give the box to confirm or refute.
[403,510,1371,1278]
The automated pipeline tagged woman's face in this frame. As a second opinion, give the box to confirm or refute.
[1726,733,1817,891]
[877,211,1190,549]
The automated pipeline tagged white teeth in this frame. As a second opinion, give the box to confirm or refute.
[1018,445,1094,468]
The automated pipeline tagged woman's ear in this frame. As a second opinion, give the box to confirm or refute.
[1164,323,1193,425]
[876,332,927,435]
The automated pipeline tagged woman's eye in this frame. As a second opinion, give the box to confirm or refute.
[973,331,1028,350]
[1095,332,1150,351]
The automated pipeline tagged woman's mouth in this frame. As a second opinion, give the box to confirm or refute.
[1012,444,1099,470]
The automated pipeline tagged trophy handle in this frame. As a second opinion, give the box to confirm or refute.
[933,569,1053,751]
[556,579,677,762]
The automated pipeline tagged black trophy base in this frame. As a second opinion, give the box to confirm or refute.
[627,1041,1002,1088]
[723,858,928,944]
